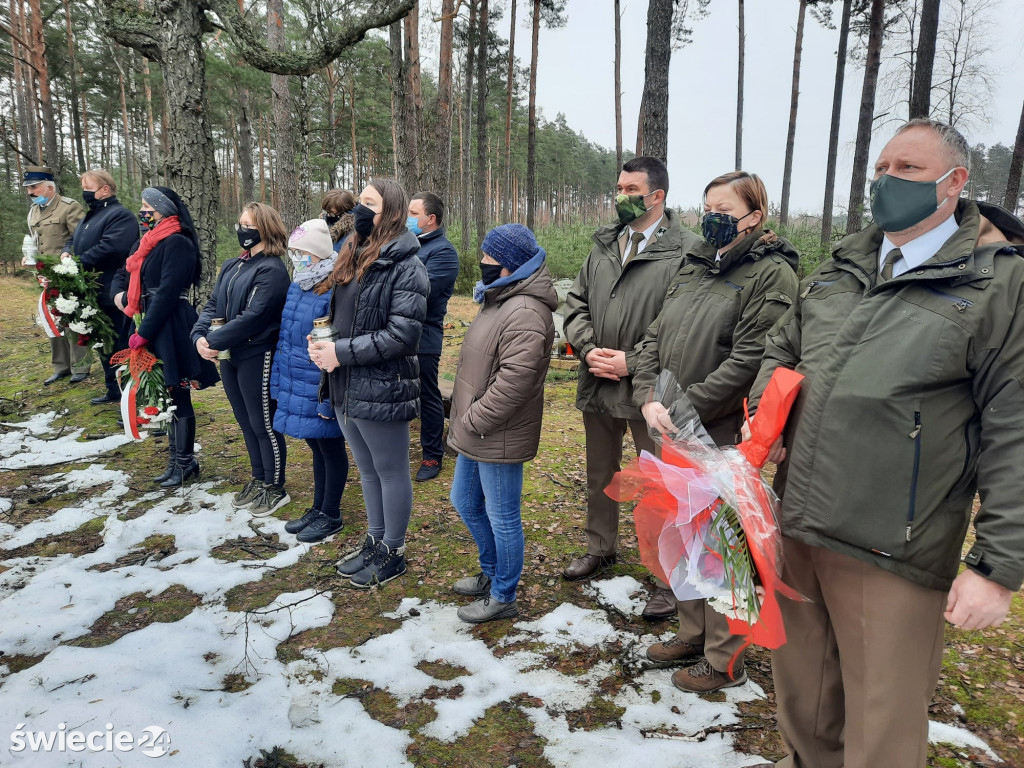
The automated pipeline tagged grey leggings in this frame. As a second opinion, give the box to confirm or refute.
[336,414,412,549]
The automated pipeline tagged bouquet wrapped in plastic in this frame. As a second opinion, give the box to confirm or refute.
[110,314,174,439]
[607,367,806,663]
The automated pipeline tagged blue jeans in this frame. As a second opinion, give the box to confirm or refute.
[450,455,524,603]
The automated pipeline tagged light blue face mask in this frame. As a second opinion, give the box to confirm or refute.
[406,215,423,236]
[32,195,49,206]
[288,248,312,269]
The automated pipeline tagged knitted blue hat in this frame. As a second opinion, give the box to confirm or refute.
[481,223,539,273]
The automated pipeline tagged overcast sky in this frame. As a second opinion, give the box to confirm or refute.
[421,0,1024,216]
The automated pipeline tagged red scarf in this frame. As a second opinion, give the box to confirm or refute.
[124,215,182,317]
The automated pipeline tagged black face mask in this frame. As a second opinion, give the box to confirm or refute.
[480,261,504,285]
[352,204,376,238]
[236,224,261,250]
[323,212,341,226]
[82,190,97,206]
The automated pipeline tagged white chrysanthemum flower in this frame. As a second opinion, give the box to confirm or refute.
[52,259,79,275]
[68,320,92,335]
[80,305,98,319]
[54,295,79,314]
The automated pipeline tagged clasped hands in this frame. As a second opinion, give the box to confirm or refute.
[306,335,339,372]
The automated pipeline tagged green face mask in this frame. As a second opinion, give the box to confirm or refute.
[615,190,660,225]
[869,168,955,232]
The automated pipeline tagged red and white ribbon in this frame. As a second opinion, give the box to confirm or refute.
[37,291,63,338]
[119,370,145,440]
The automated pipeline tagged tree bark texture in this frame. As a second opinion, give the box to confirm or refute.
[779,0,807,226]
[736,0,744,169]
[404,2,423,190]
[26,0,59,171]
[909,0,940,118]
[846,0,885,234]
[1004,98,1024,215]
[638,0,673,162]
[821,0,852,245]
[390,21,417,192]
[526,0,539,228]
[461,0,478,253]
[268,0,300,229]
[237,86,256,203]
[614,0,622,172]
[505,0,517,216]
[475,0,489,248]
[63,0,87,172]
[434,0,455,201]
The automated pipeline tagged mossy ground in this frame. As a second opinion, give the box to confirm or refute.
[2,277,1022,766]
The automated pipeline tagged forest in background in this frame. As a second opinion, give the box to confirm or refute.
[0,0,1022,292]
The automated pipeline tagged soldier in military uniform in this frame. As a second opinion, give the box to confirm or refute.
[21,166,90,385]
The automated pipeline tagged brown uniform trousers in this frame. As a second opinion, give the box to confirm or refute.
[773,538,946,768]
[29,197,90,376]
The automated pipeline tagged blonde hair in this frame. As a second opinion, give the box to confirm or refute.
[81,169,117,194]
[240,202,288,258]
[704,171,769,228]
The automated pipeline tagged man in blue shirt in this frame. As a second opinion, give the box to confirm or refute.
[408,192,459,481]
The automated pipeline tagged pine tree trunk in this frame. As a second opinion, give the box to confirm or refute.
[637,0,673,161]
[9,0,36,164]
[846,0,885,234]
[475,0,489,248]
[461,0,478,254]
[505,0,517,217]
[821,0,852,245]
[779,0,807,226]
[435,0,455,202]
[349,72,359,192]
[269,0,299,229]
[526,0,539,228]
[736,0,744,169]
[237,87,255,203]
[62,0,86,172]
[404,2,423,190]
[1003,98,1024,215]
[26,0,59,171]
[148,3,219,290]
[390,20,417,190]
[614,0,622,172]
[909,0,940,119]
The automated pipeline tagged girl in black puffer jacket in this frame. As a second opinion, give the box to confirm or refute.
[308,178,429,589]
[192,203,291,517]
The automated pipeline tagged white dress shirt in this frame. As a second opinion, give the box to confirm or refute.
[879,213,960,277]
[620,216,664,263]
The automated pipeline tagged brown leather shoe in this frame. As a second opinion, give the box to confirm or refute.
[645,635,703,666]
[641,586,677,620]
[671,658,747,693]
[561,553,616,581]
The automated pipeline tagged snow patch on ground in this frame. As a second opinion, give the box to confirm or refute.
[929,720,1003,762]
[0,412,131,469]
[583,574,650,616]
[0,426,1005,767]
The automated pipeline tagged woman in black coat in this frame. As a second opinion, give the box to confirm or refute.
[309,178,429,589]
[112,186,219,486]
[192,203,292,517]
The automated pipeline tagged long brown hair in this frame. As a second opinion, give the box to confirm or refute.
[241,202,288,258]
[319,178,409,292]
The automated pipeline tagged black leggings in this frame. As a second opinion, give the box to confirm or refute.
[307,436,348,519]
[220,351,287,486]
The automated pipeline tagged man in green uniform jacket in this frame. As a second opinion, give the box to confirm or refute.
[750,119,1024,768]
[562,155,701,620]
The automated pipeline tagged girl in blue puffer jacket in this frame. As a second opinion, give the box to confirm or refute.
[270,219,348,543]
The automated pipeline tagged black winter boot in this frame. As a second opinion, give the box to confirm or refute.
[152,419,178,483]
[161,416,200,488]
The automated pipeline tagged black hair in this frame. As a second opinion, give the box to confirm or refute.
[411,191,445,226]
[621,155,669,196]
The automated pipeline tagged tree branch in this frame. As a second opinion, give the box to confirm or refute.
[98,0,163,61]
[210,0,416,76]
